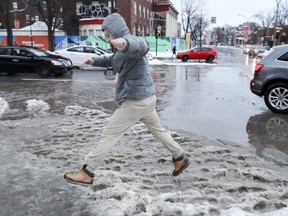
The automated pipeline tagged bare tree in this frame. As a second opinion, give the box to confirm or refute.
[181,0,207,47]
[223,25,237,46]
[255,10,275,45]
[28,0,64,51]
[0,0,14,46]
[190,13,209,47]
[255,10,275,28]
[278,0,288,27]
[181,0,205,35]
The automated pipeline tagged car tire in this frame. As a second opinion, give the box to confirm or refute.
[182,55,189,62]
[264,82,288,114]
[37,65,52,78]
[206,55,215,63]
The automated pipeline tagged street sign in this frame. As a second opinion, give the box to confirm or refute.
[211,17,216,24]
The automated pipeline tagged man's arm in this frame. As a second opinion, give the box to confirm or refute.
[84,55,112,68]
[111,37,149,58]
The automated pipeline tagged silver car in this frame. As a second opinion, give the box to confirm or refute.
[250,44,288,114]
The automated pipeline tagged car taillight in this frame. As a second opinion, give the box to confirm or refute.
[255,64,264,73]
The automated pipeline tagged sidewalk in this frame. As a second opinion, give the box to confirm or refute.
[148,51,176,60]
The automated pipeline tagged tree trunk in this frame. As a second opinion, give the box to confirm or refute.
[47,25,55,51]
[4,0,13,46]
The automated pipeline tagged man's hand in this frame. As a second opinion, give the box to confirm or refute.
[110,38,127,51]
[83,59,94,65]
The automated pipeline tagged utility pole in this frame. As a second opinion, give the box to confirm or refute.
[273,0,282,46]
[199,14,202,47]
[111,0,115,13]
[155,28,159,56]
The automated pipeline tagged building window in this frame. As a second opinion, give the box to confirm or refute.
[134,24,137,35]
[89,30,94,36]
[139,4,141,17]
[134,1,137,15]
[96,30,102,36]
[143,7,145,19]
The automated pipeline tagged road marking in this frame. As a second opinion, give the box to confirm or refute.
[22,78,110,83]
[22,78,72,82]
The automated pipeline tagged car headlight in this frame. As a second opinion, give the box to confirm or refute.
[57,59,73,66]
[51,60,64,66]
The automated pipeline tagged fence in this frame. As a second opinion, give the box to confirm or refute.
[0,34,186,52]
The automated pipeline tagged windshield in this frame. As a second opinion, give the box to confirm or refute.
[27,47,50,57]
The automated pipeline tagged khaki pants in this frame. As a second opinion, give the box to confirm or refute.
[85,95,184,171]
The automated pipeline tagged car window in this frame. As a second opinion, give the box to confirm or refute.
[13,48,28,56]
[202,48,210,52]
[67,47,84,52]
[0,48,11,55]
[85,47,98,54]
[95,46,112,53]
[277,51,288,62]
[193,48,201,52]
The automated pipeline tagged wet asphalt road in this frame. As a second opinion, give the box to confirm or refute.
[0,46,287,163]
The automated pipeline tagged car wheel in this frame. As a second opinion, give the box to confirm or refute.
[206,55,215,63]
[182,55,189,62]
[37,65,52,77]
[264,83,288,114]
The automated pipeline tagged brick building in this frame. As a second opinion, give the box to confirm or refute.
[0,0,179,38]
[73,0,179,37]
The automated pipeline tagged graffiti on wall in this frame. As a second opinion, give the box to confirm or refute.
[77,3,109,19]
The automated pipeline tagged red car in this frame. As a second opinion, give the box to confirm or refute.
[176,47,218,62]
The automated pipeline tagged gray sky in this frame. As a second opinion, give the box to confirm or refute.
[170,0,277,26]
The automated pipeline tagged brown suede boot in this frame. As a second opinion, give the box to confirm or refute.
[172,155,190,176]
[64,164,94,186]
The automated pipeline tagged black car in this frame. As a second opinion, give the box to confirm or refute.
[0,46,73,77]
[250,44,288,114]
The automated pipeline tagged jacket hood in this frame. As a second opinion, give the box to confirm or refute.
[102,13,130,38]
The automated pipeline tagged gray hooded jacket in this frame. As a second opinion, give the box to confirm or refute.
[92,13,156,102]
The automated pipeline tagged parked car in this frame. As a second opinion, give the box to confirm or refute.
[54,45,113,70]
[242,44,253,54]
[176,47,218,63]
[248,45,270,57]
[0,46,73,77]
[258,48,273,59]
[250,44,288,114]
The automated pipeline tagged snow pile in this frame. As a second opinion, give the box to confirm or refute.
[1,103,288,216]
[0,97,9,118]
[25,99,50,114]
[148,59,165,65]
[64,105,110,119]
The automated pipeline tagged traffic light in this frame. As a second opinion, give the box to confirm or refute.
[155,28,161,38]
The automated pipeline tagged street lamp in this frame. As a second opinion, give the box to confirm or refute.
[12,1,19,29]
[10,2,27,29]
[238,14,254,44]
[26,14,37,46]
[274,0,282,46]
